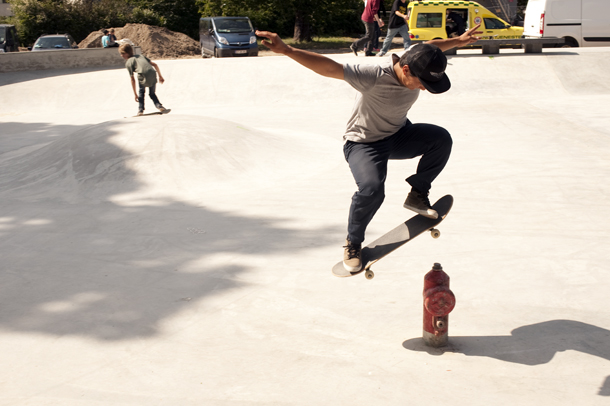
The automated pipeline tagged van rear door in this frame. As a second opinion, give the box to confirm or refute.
[524,0,545,37]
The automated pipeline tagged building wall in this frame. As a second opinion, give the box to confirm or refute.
[1,0,13,17]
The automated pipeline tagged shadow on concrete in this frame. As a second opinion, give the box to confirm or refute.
[0,121,88,155]
[600,376,610,396]
[403,320,610,396]
[0,119,339,341]
[0,65,122,87]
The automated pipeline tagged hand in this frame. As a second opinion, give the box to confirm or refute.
[256,30,291,54]
[379,20,385,28]
[159,76,165,84]
[457,24,482,46]
[134,95,139,102]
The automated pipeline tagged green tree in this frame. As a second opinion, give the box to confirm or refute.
[8,0,363,46]
[128,0,200,39]
[197,0,362,42]
[7,0,168,45]
[517,0,528,17]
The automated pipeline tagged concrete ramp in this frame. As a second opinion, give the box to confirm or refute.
[0,114,339,204]
[445,49,610,98]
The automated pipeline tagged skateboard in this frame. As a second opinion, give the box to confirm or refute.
[332,195,453,280]
[134,108,171,117]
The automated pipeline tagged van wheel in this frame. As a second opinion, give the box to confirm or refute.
[560,37,579,48]
[214,48,219,58]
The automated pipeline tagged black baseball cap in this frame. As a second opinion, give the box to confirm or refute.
[404,43,451,94]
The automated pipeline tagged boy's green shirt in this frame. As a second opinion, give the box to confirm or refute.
[125,55,157,87]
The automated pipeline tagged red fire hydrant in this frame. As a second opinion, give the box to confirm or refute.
[423,263,456,347]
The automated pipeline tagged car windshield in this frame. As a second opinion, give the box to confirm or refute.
[0,27,5,43]
[34,37,72,49]
[484,18,507,30]
[214,19,252,33]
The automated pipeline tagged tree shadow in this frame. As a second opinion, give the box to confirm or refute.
[403,320,610,396]
[0,65,122,88]
[0,118,341,341]
[0,121,90,155]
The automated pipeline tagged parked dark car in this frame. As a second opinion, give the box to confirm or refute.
[29,34,78,51]
[199,16,258,58]
[0,24,20,52]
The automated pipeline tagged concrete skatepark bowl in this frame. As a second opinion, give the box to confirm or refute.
[1,47,610,405]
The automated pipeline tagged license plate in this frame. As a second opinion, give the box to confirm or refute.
[235,50,247,54]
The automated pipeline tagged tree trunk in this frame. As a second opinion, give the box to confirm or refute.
[293,9,312,42]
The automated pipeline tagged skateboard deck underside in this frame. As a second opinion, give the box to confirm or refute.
[332,195,453,278]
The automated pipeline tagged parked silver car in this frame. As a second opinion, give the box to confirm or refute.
[30,34,78,51]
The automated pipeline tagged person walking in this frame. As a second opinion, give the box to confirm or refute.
[351,0,385,56]
[378,0,411,57]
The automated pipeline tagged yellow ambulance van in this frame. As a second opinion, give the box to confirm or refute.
[407,1,524,41]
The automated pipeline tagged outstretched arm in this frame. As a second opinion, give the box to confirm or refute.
[426,24,483,52]
[150,61,165,84]
[256,31,344,80]
[130,76,138,102]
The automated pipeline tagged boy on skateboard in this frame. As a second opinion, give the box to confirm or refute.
[256,25,481,272]
[118,44,169,116]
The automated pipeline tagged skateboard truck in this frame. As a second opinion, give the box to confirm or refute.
[360,225,442,280]
[422,263,456,347]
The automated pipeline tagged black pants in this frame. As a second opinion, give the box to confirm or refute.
[343,121,452,245]
[138,82,162,112]
[353,20,376,53]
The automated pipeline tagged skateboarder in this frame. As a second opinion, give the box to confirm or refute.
[256,25,481,272]
[118,43,169,116]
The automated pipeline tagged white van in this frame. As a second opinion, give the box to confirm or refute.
[523,0,610,47]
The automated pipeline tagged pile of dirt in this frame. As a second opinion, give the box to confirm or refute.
[78,23,200,59]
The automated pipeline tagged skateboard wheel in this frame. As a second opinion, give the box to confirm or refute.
[365,270,375,280]
[430,228,441,239]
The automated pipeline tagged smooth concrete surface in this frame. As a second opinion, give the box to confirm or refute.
[0,47,128,73]
[1,47,610,405]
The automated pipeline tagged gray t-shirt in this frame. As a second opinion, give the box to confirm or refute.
[343,55,420,143]
[125,55,157,87]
